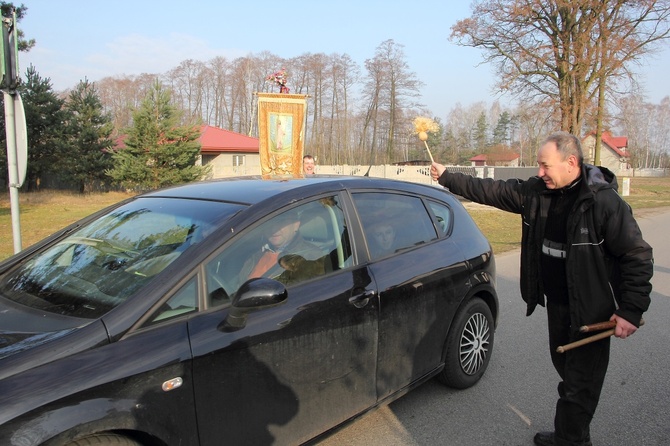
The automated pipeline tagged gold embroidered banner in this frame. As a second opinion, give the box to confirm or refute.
[256,93,308,177]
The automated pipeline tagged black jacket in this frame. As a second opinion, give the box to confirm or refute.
[437,165,653,330]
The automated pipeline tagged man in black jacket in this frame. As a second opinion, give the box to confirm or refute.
[430,131,653,446]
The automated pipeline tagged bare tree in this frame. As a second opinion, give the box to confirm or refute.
[229,53,278,135]
[360,55,385,165]
[163,59,208,125]
[205,56,232,128]
[451,0,670,141]
[445,101,487,153]
[97,73,159,135]
[330,53,360,164]
[514,99,557,166]
[591,1,670,163]
[361,40,423,164]
[617,94,670,170]
[296,53,329,162]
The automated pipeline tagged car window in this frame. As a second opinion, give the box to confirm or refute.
[145,277,199,325]
[0,198,240,319]
[426,200,453,237]
[352,192,437,260]
[204,195,352,308]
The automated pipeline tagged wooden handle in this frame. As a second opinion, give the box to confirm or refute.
[556,329,614,354]
[579,318,645,333]
[559,319,645,354]
[579,321,616,333]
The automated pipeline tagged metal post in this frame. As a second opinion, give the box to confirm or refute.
[4,90,22,253]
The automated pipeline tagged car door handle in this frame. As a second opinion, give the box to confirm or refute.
[349,290,375,308]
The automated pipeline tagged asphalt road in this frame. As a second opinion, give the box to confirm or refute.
[317,207,670,446]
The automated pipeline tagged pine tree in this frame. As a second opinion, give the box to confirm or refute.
[59,79,115,193]
[0,2,36,51]
[472,112,489,151]
[492,111,512,146]
[14,66,69,190]
[108,81,208,191]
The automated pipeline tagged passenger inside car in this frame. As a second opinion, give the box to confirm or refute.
[367,221,398,258]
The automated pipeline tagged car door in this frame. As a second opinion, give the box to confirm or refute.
[187,194,380,445]
[352,192,471,400]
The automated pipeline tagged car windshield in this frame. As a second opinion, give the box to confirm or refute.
[0,197,242,319]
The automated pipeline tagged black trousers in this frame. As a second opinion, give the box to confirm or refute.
[547,302,610,445]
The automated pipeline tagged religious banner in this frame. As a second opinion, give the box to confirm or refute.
[256,92,308,177]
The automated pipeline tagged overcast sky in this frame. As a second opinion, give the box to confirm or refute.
[17,0,670,121]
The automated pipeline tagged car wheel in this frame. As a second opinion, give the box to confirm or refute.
[65,433,142,445]
[438,297,494,389]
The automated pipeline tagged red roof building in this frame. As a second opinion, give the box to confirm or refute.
[199,125,259,154]
[199,125,260,176]
[582,131,629,173]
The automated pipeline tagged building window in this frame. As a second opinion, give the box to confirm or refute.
[201,155,216,165]
[233,155,245,166]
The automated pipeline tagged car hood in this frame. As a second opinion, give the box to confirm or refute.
[0,328,77,360]
[0,296,88,360]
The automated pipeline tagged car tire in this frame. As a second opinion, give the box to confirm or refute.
[437,297,494,389]
[65,433,142,445]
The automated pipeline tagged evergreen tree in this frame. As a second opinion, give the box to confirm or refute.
[0,3,36,187]
[472,111,489,151]
[108,81,208,191]
[442,127,459,165]
[492,111,512,146]
[0,2,36,51]
[59,79,115,192]
[6,66,69,190]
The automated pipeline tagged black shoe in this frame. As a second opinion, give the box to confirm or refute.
[533,431,593,446]
[534,432,554,446]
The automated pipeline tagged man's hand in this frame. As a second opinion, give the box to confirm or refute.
[610,314,638,339]
[431,162,446,182]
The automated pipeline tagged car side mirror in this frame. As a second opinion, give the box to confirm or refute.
[220,278,288,332]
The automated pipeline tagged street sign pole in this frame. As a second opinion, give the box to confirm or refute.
[4,90,22,253]
[2,10,25,254]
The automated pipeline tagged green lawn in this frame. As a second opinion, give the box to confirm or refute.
[1,191,133,260]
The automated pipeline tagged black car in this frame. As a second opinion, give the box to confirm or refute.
[0,176,498,446]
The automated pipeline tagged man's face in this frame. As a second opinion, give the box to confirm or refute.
[266,218,300,248]
[536,142,579,189]
[303,158,315,175]
[372,224,395,250]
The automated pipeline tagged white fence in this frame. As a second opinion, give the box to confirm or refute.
[210,165,531,184]
[618,168,668,178]
[209,165,667,185]
[210,164,438,184]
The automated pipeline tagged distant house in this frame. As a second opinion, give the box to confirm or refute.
[581,131,629,173]
[199,125,260,177]
[469,152,520,167]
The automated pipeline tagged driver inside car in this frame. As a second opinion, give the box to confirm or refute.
[240,211,324,285]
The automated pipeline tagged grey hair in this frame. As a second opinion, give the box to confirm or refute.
[542,131,584,166]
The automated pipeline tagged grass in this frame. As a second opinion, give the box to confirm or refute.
[1,191,133,260]
[620,176,670,209]
[467,207,524,255]
[1,175,668,261]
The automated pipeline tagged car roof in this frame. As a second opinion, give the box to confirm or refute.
[140,175,447,205]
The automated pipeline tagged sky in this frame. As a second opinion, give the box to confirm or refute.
[16,0,670,121]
